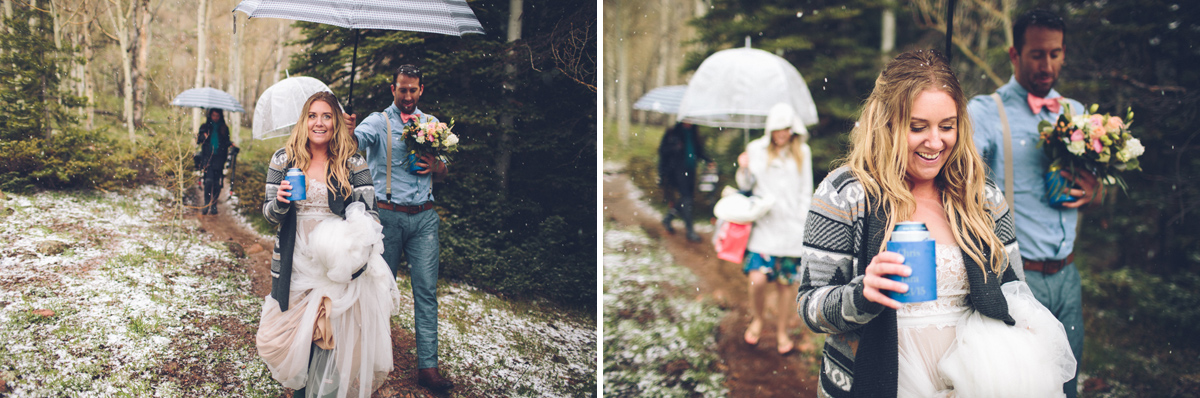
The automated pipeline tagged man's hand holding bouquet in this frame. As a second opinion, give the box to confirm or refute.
[1037,103,1144,207]
[403,119,459,175]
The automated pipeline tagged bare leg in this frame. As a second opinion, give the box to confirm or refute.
[775,282,795,354]
[745,270,768,345]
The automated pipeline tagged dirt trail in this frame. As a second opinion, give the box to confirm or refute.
[604,168,820,397]
[195,188,447,398]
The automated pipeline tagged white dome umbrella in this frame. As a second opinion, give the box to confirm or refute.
[633,85,687,115]
[171,87,245,113]
[676,47,818,131]
[252,76,342,140]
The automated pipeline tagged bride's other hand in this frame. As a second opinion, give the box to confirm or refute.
[863,251,910,310]
[276,180,292,204]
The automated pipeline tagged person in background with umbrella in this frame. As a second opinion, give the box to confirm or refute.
[658,121,712,242]
[734,103,812,355]
[196,108,232,215]
[256,91,399,398]
[344,64,453,392]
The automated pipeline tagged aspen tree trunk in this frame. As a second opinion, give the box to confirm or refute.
[497,0,522,195]
[227,14,242,143]
[272,20,286,83]
[192,0,208,134]
[83,15,95,130]
[132,0,150,128]
[106,0,135,141]
[614,0,631,144]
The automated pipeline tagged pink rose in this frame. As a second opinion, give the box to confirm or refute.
[1106,116,1124,131]
[1091,138,1103,153]
[1070,129,1084,142]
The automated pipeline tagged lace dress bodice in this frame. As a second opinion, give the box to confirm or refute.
[897,243,970,323]
[296,179,333,217]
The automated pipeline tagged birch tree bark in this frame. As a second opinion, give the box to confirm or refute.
[192,0,208,134]
[227,14,242,143]
[131,0,150,128]
[103,0,136,140]
[614,0,630,144]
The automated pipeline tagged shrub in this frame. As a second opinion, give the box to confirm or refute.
[0,128,137,193]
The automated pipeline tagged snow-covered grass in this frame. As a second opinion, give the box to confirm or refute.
[0,187,596,397]
[0,186,279,397]
[602,222,727,397]
[394,277,597,397]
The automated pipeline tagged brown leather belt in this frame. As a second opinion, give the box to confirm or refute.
[1023,253,1074,275]
[377,201,434,214]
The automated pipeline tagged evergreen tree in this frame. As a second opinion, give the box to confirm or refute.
[0,7,84,141]
[287,0,597,309]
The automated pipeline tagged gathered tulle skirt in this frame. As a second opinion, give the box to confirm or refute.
[897,281,1076,398]
[256,203,401,398]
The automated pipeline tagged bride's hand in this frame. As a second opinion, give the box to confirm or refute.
[276,180,292,204]
[863,251,910,310]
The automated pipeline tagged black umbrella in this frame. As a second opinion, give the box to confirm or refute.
[233,0,485,113]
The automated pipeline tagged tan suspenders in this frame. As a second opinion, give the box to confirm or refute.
[385,115,393,202]
[990,92,1015,210]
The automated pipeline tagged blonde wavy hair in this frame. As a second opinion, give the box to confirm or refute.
[284,91,356,198]
[840,49,1006,276]
[766,131,807,174]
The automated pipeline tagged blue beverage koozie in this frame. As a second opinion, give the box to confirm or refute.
[884,221,937,303]
[285,168,306,201]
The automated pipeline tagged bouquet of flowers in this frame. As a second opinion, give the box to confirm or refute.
[402,119,459,174]
[1037,102,1144,205]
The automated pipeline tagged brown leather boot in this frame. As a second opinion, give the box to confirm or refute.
[417,367,454,392]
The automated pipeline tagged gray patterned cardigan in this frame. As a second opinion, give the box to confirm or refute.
[262,148,378,312]
[797,166,1024,398]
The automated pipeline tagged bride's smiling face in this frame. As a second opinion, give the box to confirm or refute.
[905,89,958,185]
[306,100,335,147]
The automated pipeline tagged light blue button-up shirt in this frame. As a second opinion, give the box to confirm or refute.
[968,76,1083,261]
[354,104,439,205]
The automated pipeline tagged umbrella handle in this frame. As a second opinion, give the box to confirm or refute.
[347,29,360,116]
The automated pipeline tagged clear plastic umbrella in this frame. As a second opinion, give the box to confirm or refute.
[676,47,818,130]
[252,76,342,140]
[633,85,687,115]
[171,87,245,113]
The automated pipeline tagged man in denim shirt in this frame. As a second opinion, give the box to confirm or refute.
[967,10,1101,398]
[347,64,453,392]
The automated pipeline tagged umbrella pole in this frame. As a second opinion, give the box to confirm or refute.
[945,0,956,63]
[348,29,360,115]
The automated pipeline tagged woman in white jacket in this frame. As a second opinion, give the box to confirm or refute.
[735,103,814,354]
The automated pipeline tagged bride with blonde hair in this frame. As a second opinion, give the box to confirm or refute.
[797,49,1075,397]
[256,91,400,398]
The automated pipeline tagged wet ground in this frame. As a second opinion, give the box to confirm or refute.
[604,168,820,397]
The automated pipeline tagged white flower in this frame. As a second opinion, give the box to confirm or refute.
[1071,114,1089,129]
[416,135,426,144]
[1067,140,1086,155]
[1117,138,1144,162]
[445,133,459,147]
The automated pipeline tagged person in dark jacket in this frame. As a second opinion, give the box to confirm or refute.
[658,121,712,242]
[196,108,232,215]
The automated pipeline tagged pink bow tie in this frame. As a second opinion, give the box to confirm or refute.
[400,113,417,124]
[1027,93,1061,114]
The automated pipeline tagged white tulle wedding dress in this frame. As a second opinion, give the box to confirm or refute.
[256,181,401,398]
[896,243,1076,398]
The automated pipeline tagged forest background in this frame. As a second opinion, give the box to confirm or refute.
[0,0,597,312]
[604,0,1200,395]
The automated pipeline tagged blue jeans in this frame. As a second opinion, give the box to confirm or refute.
[378,207,441,369]
[1025,262,1084,398]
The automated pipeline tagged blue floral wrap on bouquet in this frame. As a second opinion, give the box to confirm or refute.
[1045,167,1079,208]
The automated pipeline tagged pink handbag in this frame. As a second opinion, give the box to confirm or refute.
[714,221,752,263]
